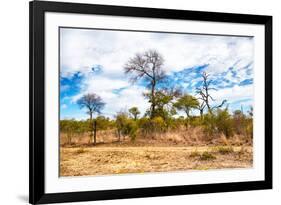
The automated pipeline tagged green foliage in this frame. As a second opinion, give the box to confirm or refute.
[189,116,204,127]
[215,146,234,154]
[200,152,216,160]
[95,116,115,130]
[216,109,234,138]
[124,120,138,141]
[203,108,234,138]
[115,112,138,141]
[189,150,200,158]
[60,119,90,144]
[144,90,176,121]
[128,107,140,120]
[174,94,199,118]
[138,116,167,136]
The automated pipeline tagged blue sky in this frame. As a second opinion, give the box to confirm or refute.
[60,28,254,120]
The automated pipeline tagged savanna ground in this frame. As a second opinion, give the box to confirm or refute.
[60,128,253,177]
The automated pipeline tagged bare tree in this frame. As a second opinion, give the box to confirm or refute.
[77,93,105,144]
[198,101,206,119]
[124,50,165,118]
[196,72,226,114]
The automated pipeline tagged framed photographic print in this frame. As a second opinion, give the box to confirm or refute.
[29,0,272,204]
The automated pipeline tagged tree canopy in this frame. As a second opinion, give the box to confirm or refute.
[174,94,199,118]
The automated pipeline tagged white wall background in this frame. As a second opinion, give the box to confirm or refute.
[0,0,279,204]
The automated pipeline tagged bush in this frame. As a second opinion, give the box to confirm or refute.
[216,109,234,138]
[115,112,138,141]
[60,119,90,144]
[216,146,234,154]
[139,116,167,137]
[189,150,200,158]
[189,116,203,127]
[203,109,234,138]
[124,120,138,141]
[95,116,115,130]
[200,152,216,160]
[202,112,217,137]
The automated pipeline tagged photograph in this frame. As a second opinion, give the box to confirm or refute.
[59,27,254,177]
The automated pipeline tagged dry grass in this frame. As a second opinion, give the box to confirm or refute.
[59,127,253,176]
[60,145,253,176]
[60,126,252,148]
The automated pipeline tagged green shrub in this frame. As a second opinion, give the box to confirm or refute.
[124,120,138,141]
[115,112,138,141]
[189,150,200,158]
[216,109,234,138]
[203,108,234,138]
[200,152,216,160]
[216,146,234,154]
[139,116,167,136]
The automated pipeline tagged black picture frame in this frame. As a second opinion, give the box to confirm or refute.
[29,1,272,204]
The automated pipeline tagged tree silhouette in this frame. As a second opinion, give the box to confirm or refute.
[129,107,140,120]
[77,93,105,144]
[196,72,226,115]
[124,49,165,118]
[174,94,199,118]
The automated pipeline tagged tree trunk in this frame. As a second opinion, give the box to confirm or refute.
[89,112,93,144]
[200,109,204,119]
[117,129,121,142]
[185,111,190,130]
[150,81,156,119]
[93,120,97,145]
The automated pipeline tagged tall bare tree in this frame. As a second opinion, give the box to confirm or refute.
[196,72,226,114]
[77,93,105,144]
[198,101,206,119]
[124,50,165,118]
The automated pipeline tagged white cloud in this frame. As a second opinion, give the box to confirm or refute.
[61,28,254,118]
[210,84,253,105]
[70,73,149,118]
[60,28,254,78]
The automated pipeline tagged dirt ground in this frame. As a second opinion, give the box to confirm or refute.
[60,145,253,177]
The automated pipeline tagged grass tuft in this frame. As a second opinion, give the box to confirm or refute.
[189,150,200,158]
[75,148,86,154]
[216,146,234,154]
[200,151,216,160]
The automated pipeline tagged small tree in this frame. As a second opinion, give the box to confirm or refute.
[115,111,129,141]
[115,111,138,142]
[77,93,105,145]
[174,94,199,119]
[144,88,180,123]
[233,110,246,135]
[60,119,83,145]
[129,107,140,120]
[203,108,234,138]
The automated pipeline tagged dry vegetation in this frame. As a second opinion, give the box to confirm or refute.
[60,145,252,176]
[60,128,253,176]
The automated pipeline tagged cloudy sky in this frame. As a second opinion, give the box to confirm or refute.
[59,28,254,120]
